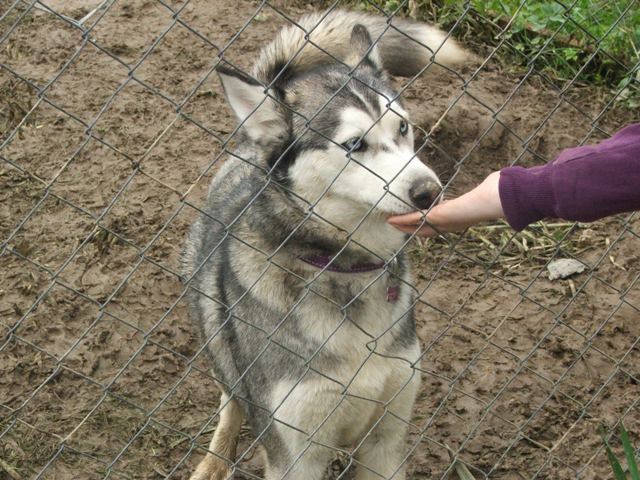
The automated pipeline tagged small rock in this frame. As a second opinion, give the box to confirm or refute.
[547,258,586,280]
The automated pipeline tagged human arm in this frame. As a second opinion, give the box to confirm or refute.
[387,171,503,237]
[388,123,640,236]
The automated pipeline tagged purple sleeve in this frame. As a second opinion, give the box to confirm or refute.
[498,123,640,231]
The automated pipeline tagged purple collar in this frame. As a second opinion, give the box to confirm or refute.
[299,255,385,273]
[299,255,400,303]
[300,255,400,303]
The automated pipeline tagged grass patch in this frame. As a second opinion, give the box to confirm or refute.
[602,423,640,480]
[352,0,639,103]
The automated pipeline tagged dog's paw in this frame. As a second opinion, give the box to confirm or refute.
[189,456,233,480]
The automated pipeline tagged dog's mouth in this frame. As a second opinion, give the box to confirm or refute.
[375,179,443,217]
[378,197,425,217]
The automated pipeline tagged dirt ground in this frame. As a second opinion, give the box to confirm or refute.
[1,1,639,479]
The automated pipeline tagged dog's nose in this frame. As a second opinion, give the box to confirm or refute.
[409,179,441,210]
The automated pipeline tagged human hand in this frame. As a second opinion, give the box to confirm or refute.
[387,171,504,237]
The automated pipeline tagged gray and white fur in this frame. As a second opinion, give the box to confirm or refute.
[183,9,467,480]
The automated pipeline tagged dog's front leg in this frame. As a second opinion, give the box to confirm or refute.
[264,442,334,480]
[190,393,244,480]
[353,372,420,480]
[265,378,343,480]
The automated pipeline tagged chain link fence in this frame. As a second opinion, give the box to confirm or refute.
[1,0,639,479]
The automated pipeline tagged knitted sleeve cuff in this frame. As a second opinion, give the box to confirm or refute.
[499,165,557,231]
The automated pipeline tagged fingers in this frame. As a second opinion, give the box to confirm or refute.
[386,171,505,237]
[389,222,439,238]
[386,210,426,226]
[387,209,443,238]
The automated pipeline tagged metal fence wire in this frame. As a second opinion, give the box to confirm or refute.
[1,0,639,479]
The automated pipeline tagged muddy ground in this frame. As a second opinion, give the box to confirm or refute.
[1,1,639,479]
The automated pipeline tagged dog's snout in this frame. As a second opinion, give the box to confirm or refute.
[409,179,441,210]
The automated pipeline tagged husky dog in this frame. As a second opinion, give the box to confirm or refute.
[183,9,467,480]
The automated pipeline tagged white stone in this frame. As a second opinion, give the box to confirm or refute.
[547,258,586,280]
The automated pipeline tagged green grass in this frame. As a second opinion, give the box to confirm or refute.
[356,0,640,104]
[603,423,640,480]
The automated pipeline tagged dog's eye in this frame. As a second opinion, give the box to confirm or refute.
[342,137,365,152]
[399,120,409,135]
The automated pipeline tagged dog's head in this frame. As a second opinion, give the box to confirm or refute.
[217,24,441,227]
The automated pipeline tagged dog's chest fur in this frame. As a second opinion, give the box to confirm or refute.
[225,243,420,438]
[265,270,420,447]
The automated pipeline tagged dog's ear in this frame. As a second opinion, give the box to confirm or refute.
[217,65,287,141]
[347,24,383,71]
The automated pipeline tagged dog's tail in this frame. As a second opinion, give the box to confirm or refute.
[253,9,468,82]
